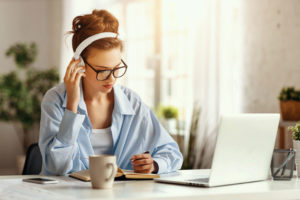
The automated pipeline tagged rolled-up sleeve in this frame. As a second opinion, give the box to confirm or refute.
[57,109,85,145]
[39,90,86,175]
[142,109,183,174]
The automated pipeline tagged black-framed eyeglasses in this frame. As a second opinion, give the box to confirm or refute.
[84,59,128,81]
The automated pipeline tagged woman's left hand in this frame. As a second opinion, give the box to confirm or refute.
[131,153,157,174]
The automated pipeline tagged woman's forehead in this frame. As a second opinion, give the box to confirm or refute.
[86,47,121,67]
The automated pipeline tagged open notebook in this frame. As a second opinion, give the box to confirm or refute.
[69,168,160,181]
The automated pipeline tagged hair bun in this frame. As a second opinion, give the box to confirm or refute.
[72,16,83,33]
[92,9,108,18]
[92,10,118,26]
[69,9,122,52]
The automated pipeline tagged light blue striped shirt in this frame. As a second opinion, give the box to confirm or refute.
[39,82,183,175]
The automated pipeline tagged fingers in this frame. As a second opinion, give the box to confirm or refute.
[70,66,85,81]
[131,156,153,174]
[131,153,151,161]
[64,58,86,83]
[131,153,153,173]
[65,58,81,80]
[132,158,153,166]
[133,163,152,171]
[133,163,153,174]
[75,72,86,85]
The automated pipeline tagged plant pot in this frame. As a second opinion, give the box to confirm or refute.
[280,101,300,121]
[160,118,177,133]
[166,119,177,134]
[293,140,300,177]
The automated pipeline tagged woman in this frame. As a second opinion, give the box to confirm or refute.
[39,9,183,175]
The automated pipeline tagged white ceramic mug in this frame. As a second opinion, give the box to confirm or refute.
[89,155,117,189]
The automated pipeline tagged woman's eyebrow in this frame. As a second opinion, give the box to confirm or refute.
[94,62,122,69]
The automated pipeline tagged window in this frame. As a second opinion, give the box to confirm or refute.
[107,0,195,125]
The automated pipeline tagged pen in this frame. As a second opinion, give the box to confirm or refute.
[273,150,295,177]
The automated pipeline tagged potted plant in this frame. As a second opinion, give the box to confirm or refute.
[278,87,300,120]
[0,42,59,173]
[158,105,179,134]
[157,105,185,153]
[288,121,300,176]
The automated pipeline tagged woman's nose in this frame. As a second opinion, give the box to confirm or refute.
[107,72,115,82]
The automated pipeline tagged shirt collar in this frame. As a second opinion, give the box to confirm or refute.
[62,82,135,116]
[112,84,135,115]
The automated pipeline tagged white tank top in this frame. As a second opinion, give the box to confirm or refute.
[90,127,113,155]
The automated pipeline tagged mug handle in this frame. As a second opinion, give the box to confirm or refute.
[106,163,116,181]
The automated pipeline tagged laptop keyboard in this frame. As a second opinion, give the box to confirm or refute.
[187,178,209,183]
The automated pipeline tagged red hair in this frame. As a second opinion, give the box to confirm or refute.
[68,9,123,59]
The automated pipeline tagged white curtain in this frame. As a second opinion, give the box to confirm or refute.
[192,0,243,168]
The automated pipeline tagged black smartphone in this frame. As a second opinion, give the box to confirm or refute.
[22,178,59,184]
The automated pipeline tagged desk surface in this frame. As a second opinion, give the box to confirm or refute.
[0,169,300,200]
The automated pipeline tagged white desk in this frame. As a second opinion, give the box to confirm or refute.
[0,170,300,200]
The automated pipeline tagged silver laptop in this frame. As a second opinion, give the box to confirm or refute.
[155,113,280,187]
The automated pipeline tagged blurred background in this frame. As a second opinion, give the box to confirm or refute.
[0,0,299,175]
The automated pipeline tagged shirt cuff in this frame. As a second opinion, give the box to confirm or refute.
[152,157,168,174]
[57,109,85,145]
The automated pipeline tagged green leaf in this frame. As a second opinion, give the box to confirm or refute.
[157,105,179,119]
[5,42,37,69]
[0,42,59,130]
[290,122,300,141]
[278,87,300,101]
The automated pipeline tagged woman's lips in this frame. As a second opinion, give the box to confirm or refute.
[103,84,113,89]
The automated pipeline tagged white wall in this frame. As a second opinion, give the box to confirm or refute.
[240,0,300,113]
[0,0,62,174]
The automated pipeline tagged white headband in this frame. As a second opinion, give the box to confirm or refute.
[73,32,118,60]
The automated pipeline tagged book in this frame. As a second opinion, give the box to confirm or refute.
[69,168,160,182]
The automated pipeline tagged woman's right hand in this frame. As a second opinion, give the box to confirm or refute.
[64,58,86,113]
